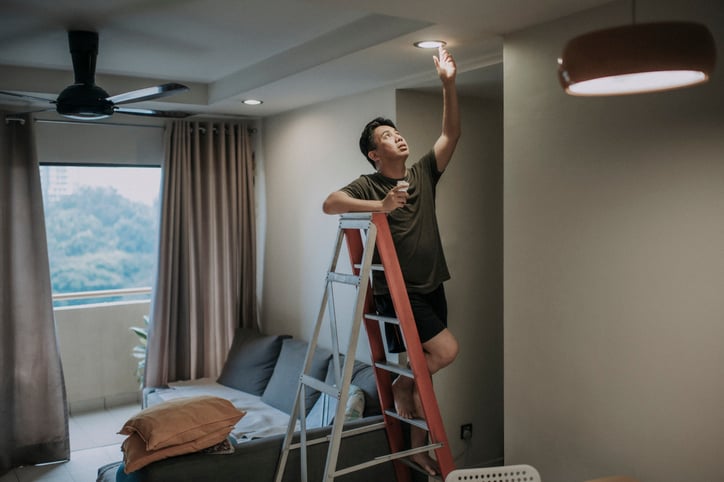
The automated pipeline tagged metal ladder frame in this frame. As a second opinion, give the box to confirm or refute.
[274,212,454,482]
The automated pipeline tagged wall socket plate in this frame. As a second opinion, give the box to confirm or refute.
[460,423,473,440]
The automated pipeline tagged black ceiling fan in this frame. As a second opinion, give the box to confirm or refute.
[0,30,191,120]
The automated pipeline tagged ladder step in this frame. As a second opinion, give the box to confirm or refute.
[398,458,444,481]
[289,421,386,450]
[384,410,429,431]
[364,313,399,325]
[354,263,384,271]
[333,441,444,478]
[374,361,413,379]
[327,271,360,286]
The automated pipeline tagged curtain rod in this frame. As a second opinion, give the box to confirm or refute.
[35,118,166,129]
[192,126,258,135]
[5,116,256,134]
[5,116,26,125]
[3,116,163,129]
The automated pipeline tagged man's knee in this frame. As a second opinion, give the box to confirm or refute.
[439,335,459,367]
[425,330,459,369]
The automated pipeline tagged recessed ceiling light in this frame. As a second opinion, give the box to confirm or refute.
[241,99,263,105]
[414,40,447,49]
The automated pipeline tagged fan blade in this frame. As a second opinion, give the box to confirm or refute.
[114,107,191,118]
[107,83,189,105]
[0,90,55,104]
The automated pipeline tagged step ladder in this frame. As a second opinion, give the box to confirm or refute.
[274,212,455,482]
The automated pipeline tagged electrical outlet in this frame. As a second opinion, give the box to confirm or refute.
[460,423,473,440]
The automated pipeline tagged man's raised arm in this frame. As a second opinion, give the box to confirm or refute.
[432,46,461,172]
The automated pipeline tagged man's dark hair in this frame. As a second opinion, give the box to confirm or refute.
[359,117,397,169]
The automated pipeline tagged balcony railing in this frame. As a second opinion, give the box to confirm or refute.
[53,286,152,302]
[53,286,152,308]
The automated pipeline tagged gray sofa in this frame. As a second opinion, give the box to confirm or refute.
[96,328,396,482]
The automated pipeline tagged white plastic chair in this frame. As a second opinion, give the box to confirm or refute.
[446,464,541,482]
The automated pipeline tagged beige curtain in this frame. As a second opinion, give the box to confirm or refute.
[0,113,69,475]
[145,120,257,387]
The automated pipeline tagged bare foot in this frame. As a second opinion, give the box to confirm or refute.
[412,384,424,419]
[409,452,439,476]
[392,376,416,419]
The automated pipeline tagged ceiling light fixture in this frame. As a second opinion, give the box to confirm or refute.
[558,1,716,96]
[241,99,263,105]
[414,40,447,49]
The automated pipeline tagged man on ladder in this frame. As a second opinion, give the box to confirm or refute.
[322,45,460,477]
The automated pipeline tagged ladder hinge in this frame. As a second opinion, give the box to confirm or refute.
[339,219,373,230]
[327,271,360,286]
[300,374,340,398]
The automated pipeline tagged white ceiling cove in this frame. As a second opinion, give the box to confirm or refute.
[0,0,614,118]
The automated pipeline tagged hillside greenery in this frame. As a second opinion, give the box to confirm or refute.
[44,186,160,306]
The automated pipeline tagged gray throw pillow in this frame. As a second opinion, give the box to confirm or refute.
[261,338,332,415]
[217,328,290,395]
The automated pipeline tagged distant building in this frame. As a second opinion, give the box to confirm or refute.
[40,165,74,201]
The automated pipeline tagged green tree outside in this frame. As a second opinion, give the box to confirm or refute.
[43,184,160,306]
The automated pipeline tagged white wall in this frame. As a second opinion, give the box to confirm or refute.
[260,84,504,467]
[504,1,724,481]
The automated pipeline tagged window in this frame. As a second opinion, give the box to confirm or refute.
[40,165,161,307]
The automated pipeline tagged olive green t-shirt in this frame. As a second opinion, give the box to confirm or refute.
[340,150,450,294]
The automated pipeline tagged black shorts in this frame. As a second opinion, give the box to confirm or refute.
[374,284,448,353]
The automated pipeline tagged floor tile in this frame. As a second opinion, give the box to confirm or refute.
[0,471,19,482]
[14,463,72,482]
[11,404,136,482]
[80,404,140,447]
[65,447,118,482]
[68,417,95,452]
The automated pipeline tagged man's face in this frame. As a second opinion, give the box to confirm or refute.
[369,125,409,164]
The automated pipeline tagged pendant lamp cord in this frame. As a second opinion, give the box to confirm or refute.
[631,0,636,25]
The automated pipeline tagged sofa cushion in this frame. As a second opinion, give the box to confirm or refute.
[119,395,245,450]
[350,363,381,416]
[261,338,332,415]
[121,429,230,473]
[217,328,290,395]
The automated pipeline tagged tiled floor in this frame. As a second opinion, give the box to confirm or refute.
[1,403,141,482]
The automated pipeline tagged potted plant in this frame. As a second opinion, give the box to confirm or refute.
[130,315,149,389]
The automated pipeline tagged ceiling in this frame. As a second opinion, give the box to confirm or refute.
[0,0,615,119]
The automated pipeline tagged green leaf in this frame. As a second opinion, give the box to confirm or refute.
[130,326,147,340]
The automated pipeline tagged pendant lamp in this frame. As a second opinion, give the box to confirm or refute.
[558,7,716,96]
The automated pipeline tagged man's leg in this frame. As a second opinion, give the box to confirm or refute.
[404,329,459,475]
[393,327,458,417]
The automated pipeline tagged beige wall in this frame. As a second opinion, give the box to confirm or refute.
[55,301,148,413]
[260,87,395,349]
[504,1,724,481]
[260,85,504,466]
[397,89,504,466]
